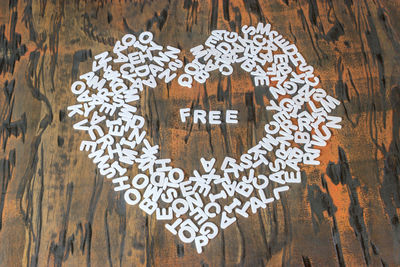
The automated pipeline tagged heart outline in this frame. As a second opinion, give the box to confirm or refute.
[68,23,342,254]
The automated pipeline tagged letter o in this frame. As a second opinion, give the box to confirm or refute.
[139,31,153,44]
[124,188,141,205]
[71,81,86,95]
[132,174,149,189]
[178,227,196,243]
[168,168,184,184]
[122,34,136,47]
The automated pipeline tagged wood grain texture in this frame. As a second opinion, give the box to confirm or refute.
[0,0,399,266]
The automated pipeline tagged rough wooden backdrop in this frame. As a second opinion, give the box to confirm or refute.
[0,0,399,266]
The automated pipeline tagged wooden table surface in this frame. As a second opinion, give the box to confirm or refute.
[0,0,399,266]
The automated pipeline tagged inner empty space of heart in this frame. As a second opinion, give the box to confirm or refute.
[145,71,271,173]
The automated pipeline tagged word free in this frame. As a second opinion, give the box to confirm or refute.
[180,108,239,124]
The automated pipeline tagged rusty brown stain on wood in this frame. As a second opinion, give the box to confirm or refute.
[0,0,399,266]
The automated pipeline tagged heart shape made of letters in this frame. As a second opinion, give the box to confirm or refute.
[68,23,342,254]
